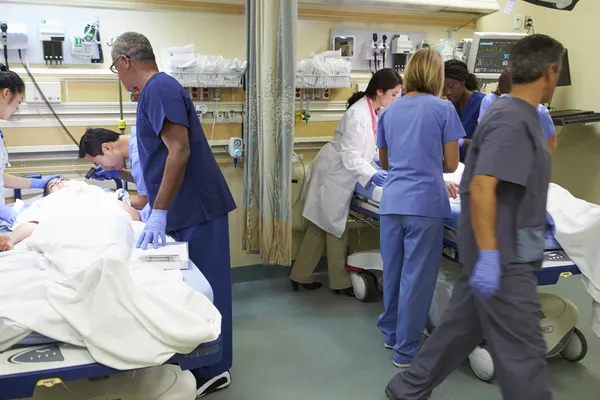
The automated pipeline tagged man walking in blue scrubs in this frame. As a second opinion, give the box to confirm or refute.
[109,32,236,398]
[386,34,564,400]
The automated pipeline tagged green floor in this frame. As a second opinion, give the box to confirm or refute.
[213,268,600,400]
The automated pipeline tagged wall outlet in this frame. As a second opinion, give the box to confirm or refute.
[525,15,534,30]
[213,88,221,101]
[216,110,224,123]
[228,110,235,123]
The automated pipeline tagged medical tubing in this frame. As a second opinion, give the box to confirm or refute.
[19,50,79,146]
[118,80,124,134]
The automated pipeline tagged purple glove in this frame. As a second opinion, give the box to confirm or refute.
[136,209,167,250]
[372,170,388,187]
[469,250,501,300]
[31,174,61,189]
[91,166,120,181]
[374,160,382,168]
[0,204,17,225]
[140,203,151,223]
[458,138,465,148]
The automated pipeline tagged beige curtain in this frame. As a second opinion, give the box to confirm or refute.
[242,0,297,266]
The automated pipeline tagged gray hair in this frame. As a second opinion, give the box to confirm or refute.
[111,32,156,63]
[509,34,564,84]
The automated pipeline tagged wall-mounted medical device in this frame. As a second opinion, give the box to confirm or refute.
[332,35,355,58]
[522,0,579,11]
[4,22,28,51]
[465,32,527,81]
[39,20,65,64]
[228,137,243,168]
[391,34,413,72]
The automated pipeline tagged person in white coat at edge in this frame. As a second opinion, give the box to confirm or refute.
[290,68,403,296]
[0,64,59,227]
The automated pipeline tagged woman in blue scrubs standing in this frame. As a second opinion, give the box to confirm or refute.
[442,60,485,162]
[376,48,465,368]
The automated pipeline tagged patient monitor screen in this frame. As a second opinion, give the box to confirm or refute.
[472,39,521,74]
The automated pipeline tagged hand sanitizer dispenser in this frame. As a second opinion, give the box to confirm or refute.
[228,137,243,168]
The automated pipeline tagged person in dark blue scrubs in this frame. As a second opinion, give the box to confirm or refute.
[109,32,236,398]
[442,60,486,162]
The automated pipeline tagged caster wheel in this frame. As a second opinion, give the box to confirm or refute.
[469,346,495,382]
[561,328,588,362]
[351,272,377,302]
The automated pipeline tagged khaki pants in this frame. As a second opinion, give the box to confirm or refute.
[290,221,351,290]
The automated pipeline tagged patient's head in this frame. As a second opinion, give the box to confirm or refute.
[79,128,127,171]
[43,177,70,196]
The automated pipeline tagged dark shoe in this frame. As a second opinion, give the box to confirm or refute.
[290,279,323,292]
[196,370,231,398]
[333,287,355,297]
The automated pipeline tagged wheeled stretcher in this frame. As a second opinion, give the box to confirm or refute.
[0,182,222,400]
[348,183,588,382]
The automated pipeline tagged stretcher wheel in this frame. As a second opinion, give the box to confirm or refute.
[561,328,587,362]
[351,272,377,302]
[468,346,495,382]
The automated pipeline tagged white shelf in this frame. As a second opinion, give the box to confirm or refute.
[296,75,351,89]
[169,72,244,88]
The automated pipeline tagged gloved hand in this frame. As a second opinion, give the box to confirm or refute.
[30,174,61,189]
[136,209,167,250]
[140,203,152,223]
[545,212,556,240]
[374,160,382,168]
[372,170,388,187]
[469,250,501,300]
[90,166,120,181]
[458,138,465,148]
[0,204,17,225]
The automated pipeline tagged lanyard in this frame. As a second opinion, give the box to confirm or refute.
[366,97,378,141]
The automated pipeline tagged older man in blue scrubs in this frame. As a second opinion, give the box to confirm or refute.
[109,32,236,398]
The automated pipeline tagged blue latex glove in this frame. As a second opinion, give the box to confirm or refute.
[469,250,501,300]
[545,212,556,240]
[136,209,168,250]
[91,166,120,181]
[31,174,61,189]
[458,138,465,148]
[372,170,388,187]
[140,203,152,223]
[374,160,382,168]
[0,204,17,225]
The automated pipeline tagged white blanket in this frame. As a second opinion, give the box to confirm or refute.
[0,190,221,370]
[547,183,600,338]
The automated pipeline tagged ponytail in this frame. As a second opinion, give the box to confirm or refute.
[346,68,403,110]
[347,91,367,109]
[0,63,25,95]
[444,59,480,91]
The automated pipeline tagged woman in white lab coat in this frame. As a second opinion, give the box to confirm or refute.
[0,64,59,226]
[290,68,402,295]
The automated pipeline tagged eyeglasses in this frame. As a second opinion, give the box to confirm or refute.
[109,55,129,74]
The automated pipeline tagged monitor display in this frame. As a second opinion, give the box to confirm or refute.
[557,49,571,87]
[472,38,521,75]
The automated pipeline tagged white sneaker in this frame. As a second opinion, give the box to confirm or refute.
[196,370,231,398]
[392,361,410,368]
[384,342,393,349]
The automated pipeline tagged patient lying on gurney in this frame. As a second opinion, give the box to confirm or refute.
[0,178,140,252]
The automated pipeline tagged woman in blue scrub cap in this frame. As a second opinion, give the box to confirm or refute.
[0,65,59,226]
[376,48,464,368]
[443,60,486,162]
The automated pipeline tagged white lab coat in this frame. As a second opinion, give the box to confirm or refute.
[302,96,378,238]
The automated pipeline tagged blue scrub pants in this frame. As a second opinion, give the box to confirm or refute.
[169,215,232,379]
[377,214,444,365]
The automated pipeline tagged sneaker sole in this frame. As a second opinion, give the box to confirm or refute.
[392,361,410,368]
[197,372,231,398]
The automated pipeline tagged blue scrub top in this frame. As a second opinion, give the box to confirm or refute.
[455,91,485,162]
[136,72,236,232]
[479,94,556,139]
[377,94,465,219]
[128,126,147,197]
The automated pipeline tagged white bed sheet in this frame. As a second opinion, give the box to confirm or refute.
[0,190,221,370]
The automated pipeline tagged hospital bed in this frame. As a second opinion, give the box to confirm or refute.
[348,182,589,382]
[0,184,222,400]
